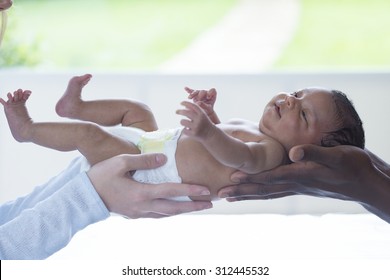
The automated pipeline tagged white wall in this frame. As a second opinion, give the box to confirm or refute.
[1,70,389,214]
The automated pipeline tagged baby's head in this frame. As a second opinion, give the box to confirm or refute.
[259,87,364,151]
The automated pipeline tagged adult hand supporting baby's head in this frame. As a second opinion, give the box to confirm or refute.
[219,144,375,202]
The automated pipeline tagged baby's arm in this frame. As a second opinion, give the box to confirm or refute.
[177,102,286,174]
[185,87,221,124]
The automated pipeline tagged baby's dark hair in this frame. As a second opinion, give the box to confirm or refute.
[321,90,365,149]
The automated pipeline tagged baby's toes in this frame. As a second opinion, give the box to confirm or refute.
[7,92,14,102]
[22,91,31,100]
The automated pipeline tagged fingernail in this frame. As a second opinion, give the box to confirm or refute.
[203,202,213,209]
[291,147,304,162]
[230,177,240,183]
[230,170,249,183]
[191,186,210,196]
[219,191,228,198]
[230,173,244,183]
[155,154,167,164]
[200,189,211,196]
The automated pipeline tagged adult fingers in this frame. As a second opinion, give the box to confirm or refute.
[232,162,308,185]
[290,144,370,172]
[225,191,297,202]
[148,182,211,199]
[218,184,259,199]
[219,183,298,201]
[290,144,347,166]
[115,153,168,174]
[134,184,212,218]
[146,199,213,217]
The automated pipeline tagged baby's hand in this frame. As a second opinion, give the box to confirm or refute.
[176,101,215,140]
[185,87,217,116]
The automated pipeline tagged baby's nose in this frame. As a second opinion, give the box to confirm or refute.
[285,95,296,108]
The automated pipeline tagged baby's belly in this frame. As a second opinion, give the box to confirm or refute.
[176,135,237,201]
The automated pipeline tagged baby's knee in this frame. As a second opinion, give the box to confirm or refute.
[82,122,106,140]
[123,101,157,131]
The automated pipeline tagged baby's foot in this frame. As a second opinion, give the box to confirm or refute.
[55,74,92,118]
[0,89,34,142]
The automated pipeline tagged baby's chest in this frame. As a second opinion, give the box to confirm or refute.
[218,122,265,142]
[222,127,264,142]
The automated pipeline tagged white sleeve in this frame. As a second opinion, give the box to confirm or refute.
[0,159,110,260]
[0,157,89,224]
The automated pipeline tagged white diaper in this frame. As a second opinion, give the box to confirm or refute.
[107,126,183,184]
[84,126,189,201]
[134,128,183,184]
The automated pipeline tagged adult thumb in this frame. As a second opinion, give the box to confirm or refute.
[289,144,333,165]
[117,153,167,173]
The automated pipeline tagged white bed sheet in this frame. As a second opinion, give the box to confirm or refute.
[50,213,390,260]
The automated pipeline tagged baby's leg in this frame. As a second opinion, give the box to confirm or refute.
[55,74,158,131]
[2,90,140,166]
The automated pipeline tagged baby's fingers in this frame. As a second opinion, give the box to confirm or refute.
[185,87,194,94]
[195,90,209,102]
[185,87,196,99]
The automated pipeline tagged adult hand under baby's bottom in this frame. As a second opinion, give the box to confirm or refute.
[87,153,212,219]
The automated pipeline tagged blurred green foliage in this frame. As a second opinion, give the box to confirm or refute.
[274,0,390,69]
[0,12,41,67]
[1,0,237,70]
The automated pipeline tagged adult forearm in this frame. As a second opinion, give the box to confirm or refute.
[363,205,390,224]
[366,149,390,176]
[0,157,87,225]
[0,172,109,259]
[360,170,390,223]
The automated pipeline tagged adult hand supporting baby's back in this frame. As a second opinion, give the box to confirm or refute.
[218,144,390,223]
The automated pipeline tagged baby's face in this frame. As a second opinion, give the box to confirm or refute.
[260,88,337,151]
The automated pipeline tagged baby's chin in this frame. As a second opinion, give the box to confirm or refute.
[258,119,269,135]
